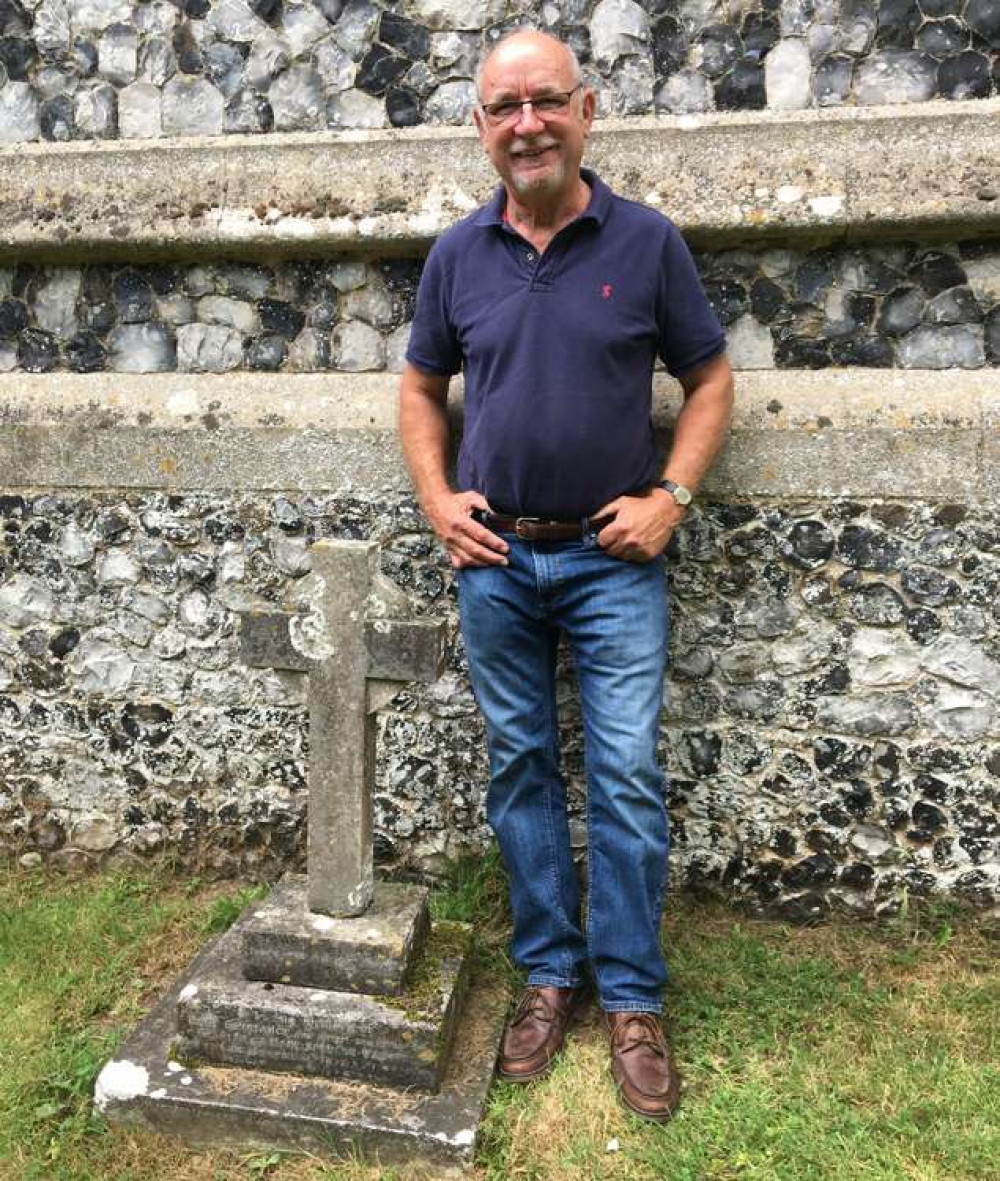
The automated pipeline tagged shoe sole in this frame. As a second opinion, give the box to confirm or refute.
[616,1086,678,1123]
[497,992,589,1083]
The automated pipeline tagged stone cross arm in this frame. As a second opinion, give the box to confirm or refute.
[238,540,447,917]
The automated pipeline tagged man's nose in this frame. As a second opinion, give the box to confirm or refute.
[512,100,546,134]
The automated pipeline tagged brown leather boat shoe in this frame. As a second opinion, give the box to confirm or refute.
[499,984,585,1082]
[606,1011,681,1121]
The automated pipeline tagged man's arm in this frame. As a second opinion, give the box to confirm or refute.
[398,362,509,568]
[594,353,734,562]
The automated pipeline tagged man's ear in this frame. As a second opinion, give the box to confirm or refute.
[472,105,488,145]
[581,87,597,136]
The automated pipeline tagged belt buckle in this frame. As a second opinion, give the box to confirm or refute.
[514,516,542,539]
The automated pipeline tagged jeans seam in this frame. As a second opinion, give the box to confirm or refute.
[540,641,575,984]
[602,1001,662,1014]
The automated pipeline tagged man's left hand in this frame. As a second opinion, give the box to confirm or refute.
[593,489,683,562]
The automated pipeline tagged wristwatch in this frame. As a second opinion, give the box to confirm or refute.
[656,478,693,507]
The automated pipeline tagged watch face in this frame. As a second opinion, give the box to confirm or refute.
[660,480,692,505]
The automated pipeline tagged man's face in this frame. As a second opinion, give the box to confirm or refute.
[474,38,595,202]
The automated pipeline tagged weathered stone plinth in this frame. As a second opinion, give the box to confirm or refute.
[241,877,430,995]
[177,908,468,1091]
[95,930,507,1167]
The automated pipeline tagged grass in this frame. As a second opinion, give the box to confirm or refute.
[0,859,997,1181]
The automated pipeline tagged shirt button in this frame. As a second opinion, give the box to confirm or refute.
[526,252,535,262]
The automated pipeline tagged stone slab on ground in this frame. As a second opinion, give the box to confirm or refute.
[242,877,430,994]
[177,915,469,1091]
[95,932,508,1167]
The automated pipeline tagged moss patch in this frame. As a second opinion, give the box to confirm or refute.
[374,920,473,1023]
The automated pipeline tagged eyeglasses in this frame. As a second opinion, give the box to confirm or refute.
[480,85,583,127]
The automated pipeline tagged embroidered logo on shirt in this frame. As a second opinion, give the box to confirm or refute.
[602,283,613,299]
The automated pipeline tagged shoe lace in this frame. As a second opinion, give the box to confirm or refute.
[611,1012,666,1057]
[511,986,556,1027]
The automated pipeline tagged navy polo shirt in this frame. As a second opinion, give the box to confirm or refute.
[406,169,726,519]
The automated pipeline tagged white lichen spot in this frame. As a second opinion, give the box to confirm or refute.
[165,387,200,416]
[777,185,804,204]
[166,1060,184,1073]
[94,1059,150,1112]
[288,574,337,660]
[808,194,844,217]
[180,1075,193,1086]
[179,983,199,1001]
[311,914,337,931]
[429,1127,476,1146]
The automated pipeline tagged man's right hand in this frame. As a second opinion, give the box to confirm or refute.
[426,490,510,569]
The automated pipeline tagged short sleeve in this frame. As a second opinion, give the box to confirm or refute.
[655,224,727,377]
[405,240,463,377]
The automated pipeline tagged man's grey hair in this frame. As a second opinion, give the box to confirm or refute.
[475,27,584,102]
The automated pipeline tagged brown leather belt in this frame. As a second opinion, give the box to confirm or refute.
[481,512,613,541]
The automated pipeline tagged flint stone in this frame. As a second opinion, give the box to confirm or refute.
[197,295,257,334]
[270,65,325,130]
[74,83,118,137]
[406,0,502,32]
[850,824,896,861]
[71,813,118,852]
[98,23,137,85]
[333,320,385,370]
[176,913,469,1091]
[0,80,40,143]
[772,629,836,675]
[60,522,95,566]
[177,324,244,373]
[118,81,162,137]
[97,550,141,586]
[590,0,650,69]
[34,270,80,340]
[724,315,775,369]
[849,583,905,625]
[899,323,985,368]
[849,627,920,686]
[923,636,1000,695]
[655,68,714,114]
[314,37,355,90]
[0,575,55,627]
[856,50,936,104]
[765,37,811,108]
[162,76,225,136]
[242,877,430,994]
[138,35,176,86]
[423,79,475,123]
[108,323,176,371]
[34,0,72,57]
[923,687,994,739]
[334,0,379,57]
[815,694,916,736]
[284,2,333,55]
[206,0,267,42]
[69,635,136,694]
[385,322,411,373]
[74,0,131,30]
[327,87,384,127]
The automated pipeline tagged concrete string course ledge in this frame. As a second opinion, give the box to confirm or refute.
[6,101,1000,261]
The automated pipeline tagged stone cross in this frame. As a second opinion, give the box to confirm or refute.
[240,539,446,917]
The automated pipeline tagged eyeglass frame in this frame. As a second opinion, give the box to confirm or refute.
[478,84,585,127]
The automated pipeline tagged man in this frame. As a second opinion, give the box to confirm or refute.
[398,28,733,1121]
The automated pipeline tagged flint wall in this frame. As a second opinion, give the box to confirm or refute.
[1,6,998,920]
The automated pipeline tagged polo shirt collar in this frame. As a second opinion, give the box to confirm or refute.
[473,167,611,229]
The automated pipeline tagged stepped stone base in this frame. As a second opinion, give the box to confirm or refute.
[95,929,507,1167]
[178,910,469,1091]
[241,877,430,995]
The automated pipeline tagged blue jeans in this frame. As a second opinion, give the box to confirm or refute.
[457,528,670,1013]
